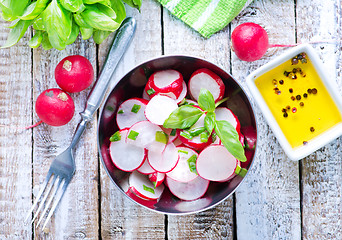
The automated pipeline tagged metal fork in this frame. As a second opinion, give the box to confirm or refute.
[25,17,137,230]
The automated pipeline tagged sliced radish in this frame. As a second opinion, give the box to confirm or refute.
[166,176,209,201]
[145,70,183,98]
[148,172,165,187]
[129,171,164,200]
[188,68,225,102]
[144,95,178,125]
[166,146,198,183]
[173,137,183,146]
[109,129,145,172]
[215,107,241,133]
[126,188,158,208]
[126,120,167,152]
[196,144,239,182]
[137,156,155,175]
[175,81,187,104]
[142,90,150,101]
[116,98,148,129]
[241,126,257,150]
[161,127,177,143]
[148,142,179,173]
[218,160,241,182]
[177,114,212,151]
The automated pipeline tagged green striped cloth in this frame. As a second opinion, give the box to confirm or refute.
[158,0,253,38]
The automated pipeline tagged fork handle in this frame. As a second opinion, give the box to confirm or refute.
[70,17,137,149]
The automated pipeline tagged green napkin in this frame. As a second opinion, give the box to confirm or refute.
[158,0,253,38]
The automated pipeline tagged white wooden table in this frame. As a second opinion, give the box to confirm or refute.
[1,0,341,239]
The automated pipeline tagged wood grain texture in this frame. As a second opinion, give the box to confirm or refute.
[32,36,99,239]
[296,0,342,239]
[162,7,235,240]
[231,1,301,239]
[98,2,166,239]
[0,20,33,240]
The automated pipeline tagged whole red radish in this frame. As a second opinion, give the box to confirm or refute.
[55,55,94,93]
[231,22,269,62]
[35,88,75,126]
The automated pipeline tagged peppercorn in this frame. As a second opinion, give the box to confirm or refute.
[291,58,299,65]
[283,112,288,118]
[284,71,290,77]
[310,127,315,132]
[300,102,304,107]
[303,141,308,145]
[303,93,308,98]
[292,68,297,73]
[291,96,296,101]
[279,80,284,85]
[297,54,303,60]
[292,74,297,79]
[276,90,281,95]
[274,87,279,91]
[296,95,301,100]
[301,58,307,64]
[282,108,287,113]
[286,105,291,110]
[292,107,297,113]
[289,88,293,93]
[307,88,312,94]
[272,79,277,85]
[312,88,317,94]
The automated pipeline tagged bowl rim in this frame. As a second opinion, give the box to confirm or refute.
[97,54,259,214]
[246,44,342,161]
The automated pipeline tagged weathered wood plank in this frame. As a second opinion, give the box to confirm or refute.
[232,1,301,239]
[162,8,235,240]
[296,0,342,239]
[98,2,166,239]
[0,20,33,240]
[32,36,99,239]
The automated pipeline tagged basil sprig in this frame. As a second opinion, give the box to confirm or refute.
[163,88,247,162]
[0,0,141,50]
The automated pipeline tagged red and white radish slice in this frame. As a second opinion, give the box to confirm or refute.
[188,68,225,102]
[126,120,166,152]
[177,114,212,151]
[175,81,187,104]
[196,144,239,182]
[145,70,183,98]
[166,146,198,183]
[144,95,178,125]
[161,127,177,143]
[166,176,209,201]
[126,188,158,207]
[241,126,257,150]
[148,172,165,187]
[142,90,150,101]
[129,171,164,200]
[137,156,155,175]
[218,160,241,182]
[109,129,145,172]
[116,98,148,129]
[215,107,241,132]
[148,142,179,173]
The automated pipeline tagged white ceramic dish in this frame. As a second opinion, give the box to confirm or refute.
[246,44,342,160]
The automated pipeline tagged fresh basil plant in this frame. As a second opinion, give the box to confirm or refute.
[0,0,141,50]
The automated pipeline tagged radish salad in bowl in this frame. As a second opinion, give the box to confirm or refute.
[98,56,257,214]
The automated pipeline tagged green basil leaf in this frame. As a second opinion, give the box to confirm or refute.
[29,30,43,48]
[110,0,126,23]
[80,27,93,40]
[43,0,72,42]
[93,30,111,44]
[74,12,91,28]
[41,32,52,50]
[60,0,85,12]
[32,13,45,31]
[81,4,120,31]
[198,88,215,112]
[47,30,67,50]
[19,0,50,20]
[215,120,247,162]
[66,19,79,45]
[1,19,33,48]
[163,105,204,129]
[204,112,216,134]
[122,0,141,10]
[7,19,20,29]
[0,0,29,20]
[84,0,111,5]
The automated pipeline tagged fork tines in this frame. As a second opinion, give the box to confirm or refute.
[25,170,69,229]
